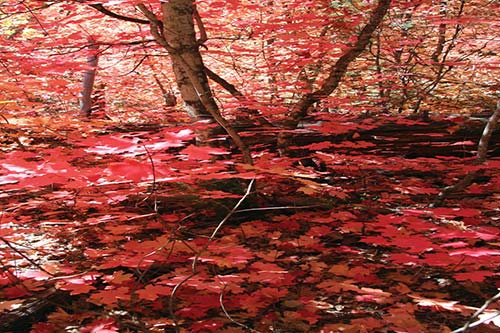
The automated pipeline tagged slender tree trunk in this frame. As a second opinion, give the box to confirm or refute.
[278,0,391,155]
[137,2,253,164]
[432,101,500,206]
[284,0,392,129]
[152,73,177,107]
[79,43,99,117]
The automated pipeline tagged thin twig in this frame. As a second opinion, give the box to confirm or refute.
[219,284,261,332]
[169,272,196,332]
[451,290,500,333]
[0,237,53,275]
[235,205,319,213]
[129,238,174,311]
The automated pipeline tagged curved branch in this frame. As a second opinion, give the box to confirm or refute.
[89,4,150,24]
[477,101,500,163]
[136,4,171,52]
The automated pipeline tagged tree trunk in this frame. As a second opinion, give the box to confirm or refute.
[79,43,99,117]
[161,0,213,121]
[138,2,253,164]
[90,1,253,163]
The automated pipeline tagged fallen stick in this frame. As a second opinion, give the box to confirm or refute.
[432,102,500,207]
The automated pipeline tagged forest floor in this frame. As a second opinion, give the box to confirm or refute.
[0,112,499,333]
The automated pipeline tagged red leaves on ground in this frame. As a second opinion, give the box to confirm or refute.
[89,287,131,306]
[80,318,119,333]
[181,144,229,161]
[1,116,499,332]
[136,284,173,301]
[248,262,289,284]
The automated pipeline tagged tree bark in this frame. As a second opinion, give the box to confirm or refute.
[160,0,213,121]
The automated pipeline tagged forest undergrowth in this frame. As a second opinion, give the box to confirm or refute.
[0,112,499,333]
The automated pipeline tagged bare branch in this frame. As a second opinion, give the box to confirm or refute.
[413,0,466,113]
[89,4,149,24]
[204,66,244,98]
[451,290,500,333]
[0,237,53,275]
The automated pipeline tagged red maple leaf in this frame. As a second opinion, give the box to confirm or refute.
[80,318,119,333]
[454,271,496,282]
[89,286,130,306]
[136,284,172,301]
[181,144,229,160]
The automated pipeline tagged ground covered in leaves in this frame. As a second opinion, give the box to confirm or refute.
[0,113,499,332]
